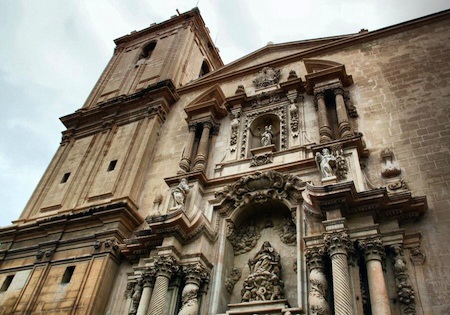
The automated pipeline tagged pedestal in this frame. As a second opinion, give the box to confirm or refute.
[226,300,290,315]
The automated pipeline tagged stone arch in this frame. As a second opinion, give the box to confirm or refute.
[212,170,307,312]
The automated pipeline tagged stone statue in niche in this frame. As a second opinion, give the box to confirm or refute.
[171,178,190,209]
[253,67,281,88]
[315,148,336,178]
[260,125,274,146]
[241,241,284,302]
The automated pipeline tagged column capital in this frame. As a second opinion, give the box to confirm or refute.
[188,123,198,132]
[359,237,385,262]
[305,246,326,270]
[333,87,345,96]
[142,269,156,288]
[314,91,326,103]
[152,255,179,279]
[324,231,352,256]
[182,262,210,286]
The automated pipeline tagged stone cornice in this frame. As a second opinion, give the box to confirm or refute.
[0,201,144,265]
[177,9,450,94]
[304,181,427,223]
[120,208,215,261]
[59,80,179,142]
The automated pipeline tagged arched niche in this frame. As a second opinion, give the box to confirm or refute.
[225,199,298,305]
[248,113,280,156]
[211,171,307,313]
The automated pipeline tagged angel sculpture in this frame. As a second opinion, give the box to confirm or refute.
[315,148,336,178]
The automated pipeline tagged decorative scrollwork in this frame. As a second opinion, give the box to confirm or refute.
[215,171,305,211]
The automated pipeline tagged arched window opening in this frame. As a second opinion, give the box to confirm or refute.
[199,60,210,78]
[135,41,156,67]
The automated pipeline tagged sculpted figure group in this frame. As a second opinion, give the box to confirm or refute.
[241,241,284,302]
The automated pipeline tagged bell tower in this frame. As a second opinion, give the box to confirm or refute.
[0,8,222,315]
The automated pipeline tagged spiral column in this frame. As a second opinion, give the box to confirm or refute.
[148,256,179,315]
[325,232,355,315]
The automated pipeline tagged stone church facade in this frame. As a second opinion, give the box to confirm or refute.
[1,7,449,315]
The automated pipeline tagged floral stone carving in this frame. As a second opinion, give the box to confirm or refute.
[241,241,284,302]
[391,245,416,315]
[250,153,273,167]
[253,67,281,88]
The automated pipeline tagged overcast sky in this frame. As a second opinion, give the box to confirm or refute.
[1,0,449,227]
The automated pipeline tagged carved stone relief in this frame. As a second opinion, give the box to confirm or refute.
[391,245,417,315]
[250,153,273,167]
[275,217,297,245]
[253,67,281,88]
[225,267,242,294]
[381,148,401,178]
[344,91,358,118]
[252,91,281,107]
[241,242,284,302]
[227,221,261,255]
[230,112,240,149]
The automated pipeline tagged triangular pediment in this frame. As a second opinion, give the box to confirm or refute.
[195,34,356,81]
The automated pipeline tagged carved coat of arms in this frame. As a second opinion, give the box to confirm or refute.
[253,67,281,88]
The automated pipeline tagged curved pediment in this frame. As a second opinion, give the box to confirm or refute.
[303,58,343,74]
